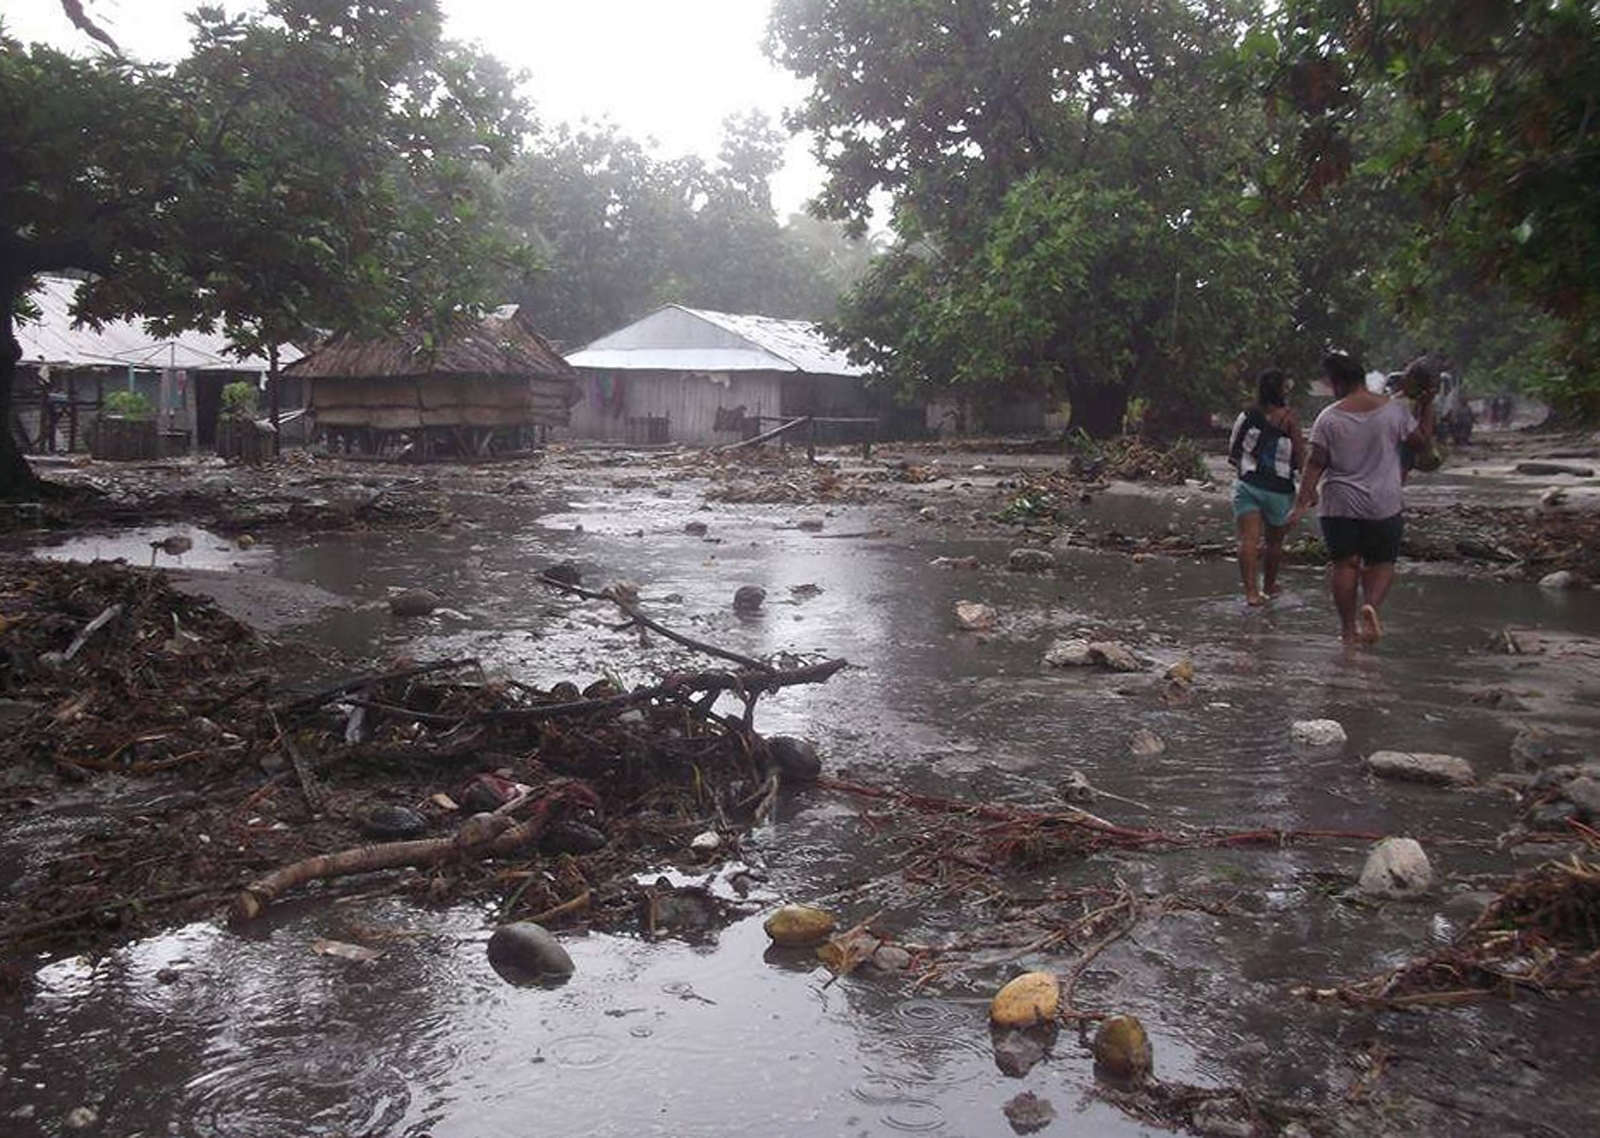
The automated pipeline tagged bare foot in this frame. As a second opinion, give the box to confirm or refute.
[1359,604,1383,643]
[1245,593,1265,607]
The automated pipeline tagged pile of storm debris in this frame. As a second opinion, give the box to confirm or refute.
[0,554,844,953]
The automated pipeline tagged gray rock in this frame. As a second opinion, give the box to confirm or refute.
[1538,570,1585,590]
[955,600,998,631]
[543,560,583,586]
[360,805,428,840]
[1510,726,1582,772]
[1514,461,1594,477]
[1008,547,1057,572]
[1365,750,1475,787]
[1526,800,1580,831]
[1128,729,1166,757]
[389,588,441,617]
[540,820,608,855]
[1562,776,1600,821]
[64,1106,98,1131]
[1291,719,1347,747]
[1003,1091,1057,1135]
[929,555,980,569]
[768,735,822,783]
[683,521,708,536]
[1058,768,1094,803]
[870,944,913,971]
[733,585,767,613]
[1044,638,1095,667]
[487,922,574,981]
[1358,836,1433,899]
[992,1027,1052,1077]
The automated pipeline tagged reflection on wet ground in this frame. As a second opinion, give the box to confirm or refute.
[5,469,1600,1136]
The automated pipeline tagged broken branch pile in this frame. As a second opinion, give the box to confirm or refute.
[1300,831,1600,1008]
[0,555,846,952]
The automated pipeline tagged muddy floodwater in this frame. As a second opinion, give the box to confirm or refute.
[8,461,1600,1137]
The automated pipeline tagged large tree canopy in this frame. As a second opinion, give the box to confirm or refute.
[1260,0,1600,414]
[1,0,531,493]
[770,0,1295,433]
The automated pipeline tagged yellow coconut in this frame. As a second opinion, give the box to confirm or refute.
[1092,1014,1152,1082]
[763,904,837,947]
[989,971,1060,1029]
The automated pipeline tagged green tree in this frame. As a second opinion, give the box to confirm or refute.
[1261,0,1600,415]
[771,0,1289,433]
[1,0,531,493]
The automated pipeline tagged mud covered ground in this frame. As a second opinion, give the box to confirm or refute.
[2,429,1599,1138]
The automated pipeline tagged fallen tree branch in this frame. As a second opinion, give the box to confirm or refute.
[537,574,773,673]
[278,658,481,715]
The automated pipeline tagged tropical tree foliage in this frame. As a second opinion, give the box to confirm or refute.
[499,112,876,346]
[1259,0,1600,414]
[1,0,530,494]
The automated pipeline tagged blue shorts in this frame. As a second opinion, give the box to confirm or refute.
[1233,480,1294,527]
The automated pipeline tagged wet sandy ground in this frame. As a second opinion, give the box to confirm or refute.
[4,442,1600,1137]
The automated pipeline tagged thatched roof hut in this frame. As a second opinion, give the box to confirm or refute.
[286,306,577,454]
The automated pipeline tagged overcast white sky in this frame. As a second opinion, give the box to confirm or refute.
[4,0,825,215]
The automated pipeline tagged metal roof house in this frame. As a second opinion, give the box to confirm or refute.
[562,305,915,446]
[285,305,578,458]
[13,275,305,454]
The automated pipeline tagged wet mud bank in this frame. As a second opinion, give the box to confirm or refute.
[3,437,1599,1137]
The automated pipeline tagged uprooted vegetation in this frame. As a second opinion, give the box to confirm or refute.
[0,555,845,954]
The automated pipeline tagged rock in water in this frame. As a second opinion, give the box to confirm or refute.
[1291,719,1347,747]
[870,944,913,972]
[1003,1091,1057,1135]
[992,1027,1054,1077]
[1044,639,1095,667]
[733,585,767,613]
[487,922,574,981]
[1088,641,1143,672]
[1058,768,1094,803]
[543,560,583,586]
[955,601,998,631]
[360,805,428,840]
[389,588,441,617]
[1539,570,1586,590]
[1128,729,1166,757]
[763,904,837,947]
[1092,1014,1152,1082]
[1510,726,1582,771]
[1008,547,1056,572]
[1358,836,1433,899]
[683,521,708,536]
[1562,777,1600,822]
[990,971,1060,1028]
[1365,750,1475,787]
[539,820,608,855]
[768,735,822,783]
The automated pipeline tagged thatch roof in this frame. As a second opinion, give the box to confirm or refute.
[285,306,574,382]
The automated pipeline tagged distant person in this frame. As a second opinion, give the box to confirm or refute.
[1292,352,1435,644]
[1227,368,1304,606]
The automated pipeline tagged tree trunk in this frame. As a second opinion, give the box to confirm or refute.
[1069,382,1129,439]
[0,287,43,499]
[267,342,281,458]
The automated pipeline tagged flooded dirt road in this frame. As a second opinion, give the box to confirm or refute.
[6,453,1600,1137]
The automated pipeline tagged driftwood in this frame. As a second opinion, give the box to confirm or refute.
[537,574,773,673]
[230,782,600,922]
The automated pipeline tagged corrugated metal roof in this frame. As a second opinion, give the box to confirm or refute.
[16,276,301,372]
[566,304,865,376]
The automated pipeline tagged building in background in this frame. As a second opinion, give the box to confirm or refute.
[562,305,921,446]
[12,275,305,455]
[287,306,577,458]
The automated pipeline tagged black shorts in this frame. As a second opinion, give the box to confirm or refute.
[1320,514,1404,564]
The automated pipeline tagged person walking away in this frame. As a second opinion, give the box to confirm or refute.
[1228,368,1304,605]
[1292,352,1435,643]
